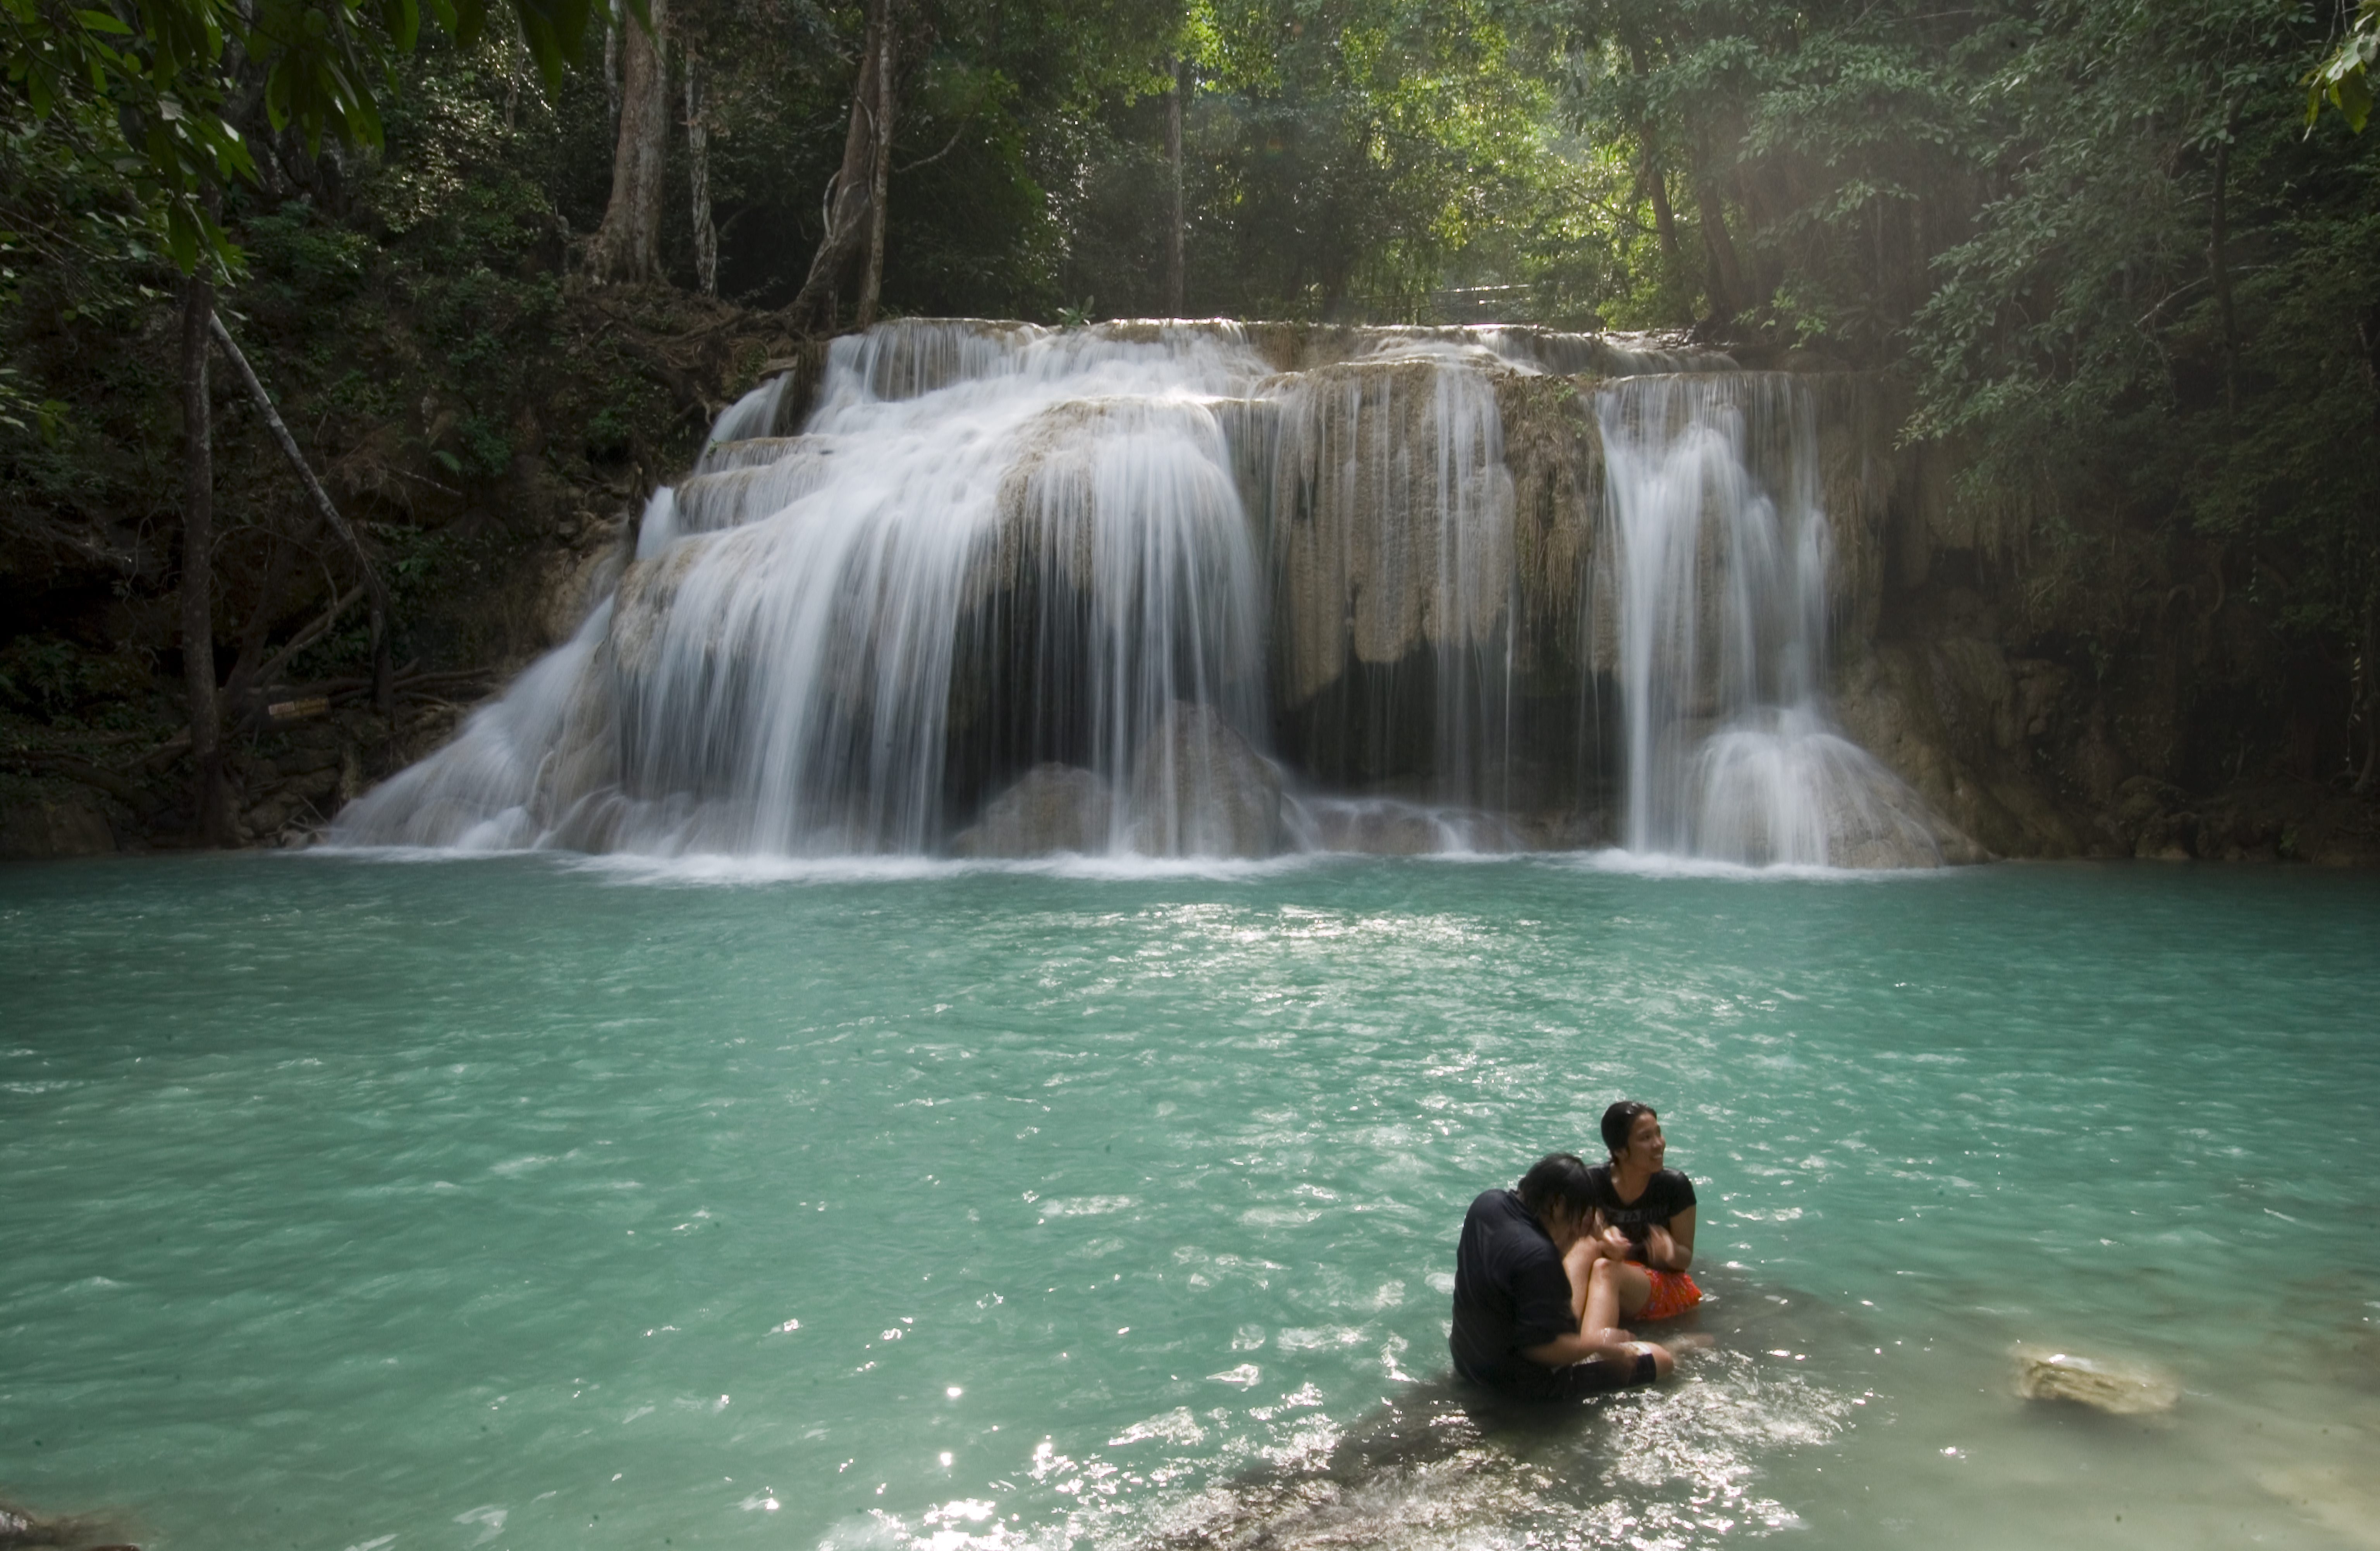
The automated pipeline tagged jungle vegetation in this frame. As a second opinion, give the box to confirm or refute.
[2,0,2376,836]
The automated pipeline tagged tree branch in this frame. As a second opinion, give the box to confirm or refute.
[208,311,396,716]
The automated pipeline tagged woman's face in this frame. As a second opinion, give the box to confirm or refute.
[1624,1110,1666,1170]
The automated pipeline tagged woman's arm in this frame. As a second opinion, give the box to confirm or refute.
[1644,1206,1696,1272]
[1521,1329,1650,1369]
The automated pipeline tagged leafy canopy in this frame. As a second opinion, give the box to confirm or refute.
[1,0,614,270]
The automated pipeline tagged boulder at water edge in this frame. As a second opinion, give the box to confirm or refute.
[0,792,116,859]
[950,764,1116,857]
[1128,702,1286,858]
[2012,1346,2178,1414]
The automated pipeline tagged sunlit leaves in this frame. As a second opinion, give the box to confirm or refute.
[2,0,609,277]
[2304,0,2376,131]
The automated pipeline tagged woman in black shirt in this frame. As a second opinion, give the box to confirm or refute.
[1567,1100,1702,1338]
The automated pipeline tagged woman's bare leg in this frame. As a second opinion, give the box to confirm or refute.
[1563,1236,1603,1328]
[1584,1256,1652,1341]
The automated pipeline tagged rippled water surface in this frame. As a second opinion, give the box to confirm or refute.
[3,854,2377,1551]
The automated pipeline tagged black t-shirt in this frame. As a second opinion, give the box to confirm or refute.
[1585,1166,1696,1258]
[1448,1189,1579,1385]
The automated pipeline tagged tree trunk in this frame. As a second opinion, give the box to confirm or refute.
[603,0,621,129]
[853,2,894,329]
[589,0,671,286]
[179,272,232,845]
[1166,56,1185,316]
[1622,38,1687,323]
[687,51,718,298]
[1646,156,1681,272]
[2358,593,2379,797]
[787,0,894,335]
[1694,176,1744,325]
[224,532,291,713]
[2210,91,2245,416]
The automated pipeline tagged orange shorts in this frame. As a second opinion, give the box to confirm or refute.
[1636,1267,1702,1322]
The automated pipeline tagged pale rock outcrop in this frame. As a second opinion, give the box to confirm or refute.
[951,764,1115,856]
[1128,702,1285,857]
[1263,359,1516,709]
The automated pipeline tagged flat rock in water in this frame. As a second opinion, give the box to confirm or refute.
[2012,1345,2178,1414]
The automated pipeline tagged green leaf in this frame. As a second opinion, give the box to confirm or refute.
[2338,69,2373,133]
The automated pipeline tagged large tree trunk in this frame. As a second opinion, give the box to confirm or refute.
[603,0,622,129]
[1165,57,1184,316]
[787,0,895,335]
[687,52,718,298]
[589,0,671,286]
[853,4,894,329]
[179,272,232,846]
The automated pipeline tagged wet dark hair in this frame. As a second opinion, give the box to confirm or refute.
[1600,1100,1657,1159]
[1515,1152,1597,1221]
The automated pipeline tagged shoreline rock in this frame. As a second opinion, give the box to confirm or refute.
[2012,1345,2178,1415]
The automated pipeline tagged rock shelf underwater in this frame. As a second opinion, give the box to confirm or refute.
[333,318,2010,866]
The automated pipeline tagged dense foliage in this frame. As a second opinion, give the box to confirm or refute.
[3,0,2376,836]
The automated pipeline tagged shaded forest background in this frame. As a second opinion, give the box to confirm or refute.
[2,0,2376,855]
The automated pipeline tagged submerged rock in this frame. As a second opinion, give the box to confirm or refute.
[1295,797,1519,855]
[2012,1346,2178,1414]
[1129,702,1286,858]
[0,1497,131,1550]
[951,764,1116,856]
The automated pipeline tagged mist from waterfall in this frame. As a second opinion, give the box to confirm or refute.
[1597,374,1947,867]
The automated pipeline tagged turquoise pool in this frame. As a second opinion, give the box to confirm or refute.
[2,853,2375,1550]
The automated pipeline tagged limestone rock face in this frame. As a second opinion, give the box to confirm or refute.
[951,764,1115,857]
[1833,642,2078,861]
[1262,359,1517,709]
[2012,1346,2178,1414]
[1128,702,1286,858]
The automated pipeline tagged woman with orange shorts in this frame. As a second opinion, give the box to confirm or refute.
[1566,1099,1702,1338]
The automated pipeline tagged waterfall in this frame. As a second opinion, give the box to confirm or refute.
[334,320,1965,865]
[1261,341,1516,818]
[1596,374,1948,867]
[342,321,1277,855]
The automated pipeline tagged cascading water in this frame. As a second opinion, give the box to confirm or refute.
[1596,374,1950,867]
[337,322,1547,858]
[341,323,1274,855]
[334,319,1966,865]
[1258,340,1518,829]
